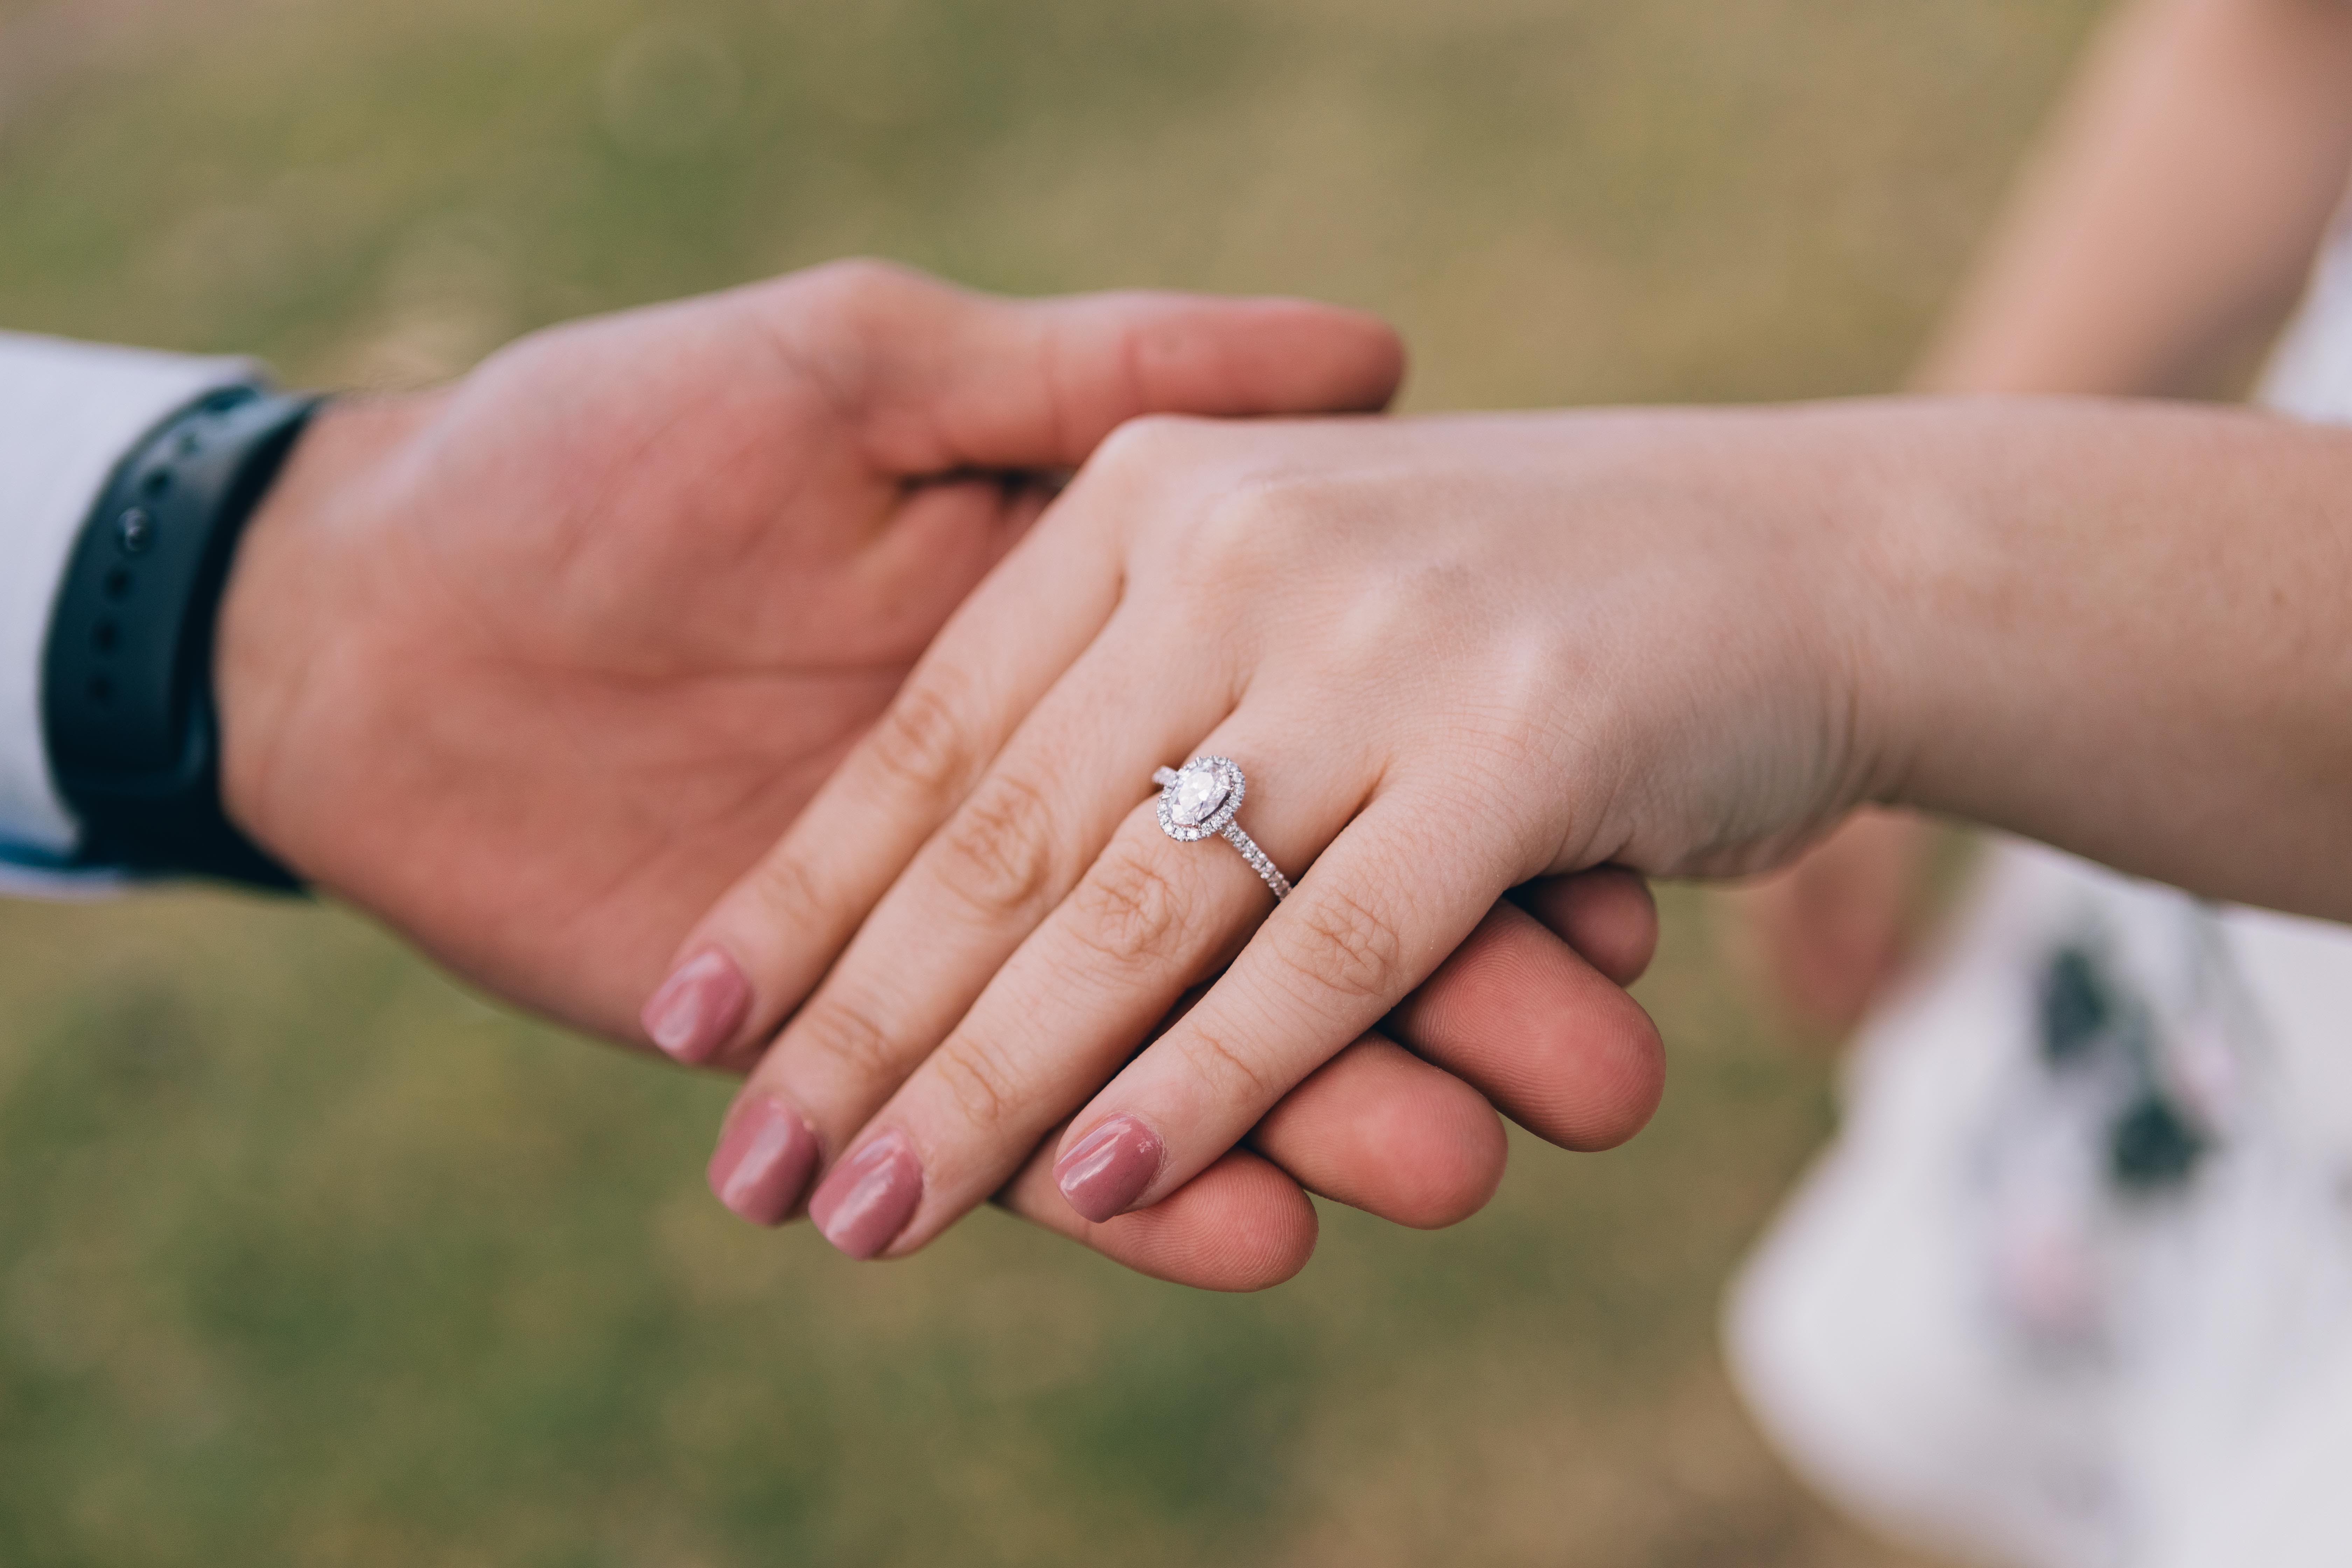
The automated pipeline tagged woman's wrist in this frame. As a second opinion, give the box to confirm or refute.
[1817,398,1994,820]
[1700,398,1951,842]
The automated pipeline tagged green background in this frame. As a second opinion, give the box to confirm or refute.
[0,0,2100,1562]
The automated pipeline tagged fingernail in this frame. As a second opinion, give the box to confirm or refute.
[643,948,750,1063]
[707,1096,819,1226]
[807,1130,923,1260]
[1054,1115,1164,1223]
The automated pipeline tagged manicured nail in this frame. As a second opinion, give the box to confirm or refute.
[642,948,750,1063]
[706,1095,819,1226]
[807,1130,923,1260]
[1054,1115,1164,1223]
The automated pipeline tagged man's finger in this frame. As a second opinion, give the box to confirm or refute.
[1513,867,1659,988]
[759,260,1407,475]
[1387,898,1665,1153]
[1246,1033,1506,1229]
[994,1124,1317,1292]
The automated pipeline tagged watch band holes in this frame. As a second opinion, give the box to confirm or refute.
[43,387,316,892]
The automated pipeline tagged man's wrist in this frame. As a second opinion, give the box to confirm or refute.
[213,392,435,882]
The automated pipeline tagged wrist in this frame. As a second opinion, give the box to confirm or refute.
[1823,395,2156,829]
[1793,399,1975,821]
[213,392,437,878]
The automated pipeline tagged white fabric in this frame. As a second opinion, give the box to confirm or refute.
[2252,203,2352,424]
[0,331,251,884]
[1729,847,2352,1568]
[1726,208,2352,1568]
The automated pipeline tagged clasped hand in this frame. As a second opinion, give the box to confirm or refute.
[214,261,1696,1289]
[662,405,1902,1266]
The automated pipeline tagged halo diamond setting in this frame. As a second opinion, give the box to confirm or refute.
[1154,755,1245,842]
[1151,755,1290,900]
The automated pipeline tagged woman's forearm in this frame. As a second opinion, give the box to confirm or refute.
[1866,395,2352,917]
[1918,0,2352,398]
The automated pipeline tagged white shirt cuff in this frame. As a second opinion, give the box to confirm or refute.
[0,331,255,867]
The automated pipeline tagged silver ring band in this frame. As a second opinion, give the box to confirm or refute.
[1152,756,1293,901]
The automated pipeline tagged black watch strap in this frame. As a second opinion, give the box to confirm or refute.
[40,384,321,890]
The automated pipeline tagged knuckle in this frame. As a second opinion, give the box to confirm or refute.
[795,256,917,315]
[1088,412,1202,478]
[864,675,978,805]
[747,844,832,928]
[1327,570,1428,666]
[1065,837,1196,972]
[930,772,1062,921]
[1074,416,1214,519]
[1184,477,1311,585]
[926,1033,1024,1138]
[1267,884,1409,1005]
[754,259,933,409]
[789,989,902,1084]
[1181,1022,1279,1103]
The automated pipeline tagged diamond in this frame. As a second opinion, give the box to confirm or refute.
[1153,756,1245,844]
[1168,761,1228,827]
[1150,756,1284,895]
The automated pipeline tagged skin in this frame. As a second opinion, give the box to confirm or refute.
[675,388,2352,1262]
[209,259,1665,1289]
[1736,0,2352,1030]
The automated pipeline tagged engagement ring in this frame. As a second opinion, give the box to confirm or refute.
[1152,755,1292,901]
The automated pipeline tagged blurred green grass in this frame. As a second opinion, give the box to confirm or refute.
[0,0,2103,1562]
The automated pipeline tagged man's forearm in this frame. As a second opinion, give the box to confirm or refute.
[1918,0,2352,398]
[1860,395,2352,918]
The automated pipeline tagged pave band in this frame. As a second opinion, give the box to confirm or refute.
[1152,756,1293,901]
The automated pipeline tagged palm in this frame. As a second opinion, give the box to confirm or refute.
[243,324,1021,1034]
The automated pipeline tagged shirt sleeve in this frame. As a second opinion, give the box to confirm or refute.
[0,330,255,895]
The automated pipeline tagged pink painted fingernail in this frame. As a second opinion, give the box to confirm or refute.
[642,948,750,1063]
[807,1130,923,1260]
[706,1095,820,1226]
[1054,1115,1164,1223]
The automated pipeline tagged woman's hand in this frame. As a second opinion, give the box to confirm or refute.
[660,406,1903,1258]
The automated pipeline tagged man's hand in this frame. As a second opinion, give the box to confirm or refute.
[214,261,1402,1034]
